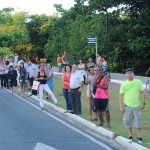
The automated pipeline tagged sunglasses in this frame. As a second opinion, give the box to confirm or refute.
[94,70,100,71]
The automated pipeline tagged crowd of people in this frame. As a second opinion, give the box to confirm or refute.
[0,52,146,144]
[61,53,146,144]
[0,53,58,110]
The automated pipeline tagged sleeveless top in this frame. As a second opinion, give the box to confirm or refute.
[78,64,85,75]
[19,68,27,80]
[95,75,109,99]
[62,72,71,89]
[37,72,47,84]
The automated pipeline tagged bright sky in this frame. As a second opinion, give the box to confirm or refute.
[0,0,75,15]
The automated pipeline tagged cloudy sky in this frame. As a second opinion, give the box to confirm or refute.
[0,0,75,15]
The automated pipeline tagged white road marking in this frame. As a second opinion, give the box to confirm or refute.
[34,143,58,150]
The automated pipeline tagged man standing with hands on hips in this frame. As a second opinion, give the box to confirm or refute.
[119,68,145,143]
[70,64,84,115]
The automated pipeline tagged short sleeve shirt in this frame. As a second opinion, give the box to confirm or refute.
[88,75,95,92]
[70,70,84,89]
[119,79,144,107]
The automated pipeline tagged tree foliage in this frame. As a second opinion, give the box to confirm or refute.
[0,0,150,74]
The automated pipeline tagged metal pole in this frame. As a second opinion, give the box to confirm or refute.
[96,37,97,63]
[106,12,108,57]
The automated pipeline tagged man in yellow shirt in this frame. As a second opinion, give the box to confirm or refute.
[119,68,145,143]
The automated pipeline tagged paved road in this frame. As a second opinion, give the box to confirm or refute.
[53,67,150,84]
[0,88,127,150]
[110,73,150,85]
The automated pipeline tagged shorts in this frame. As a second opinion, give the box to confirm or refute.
[123,106,141,128]
[95,98,109,111]
[9,79,17,87]
[19,79,28,84]
[57,63,62,67]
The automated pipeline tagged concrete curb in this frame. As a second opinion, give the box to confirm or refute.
[31,94,114,138]
[115,136,149,150]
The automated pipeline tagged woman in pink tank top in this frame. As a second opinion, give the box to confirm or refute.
[93,66,110,128]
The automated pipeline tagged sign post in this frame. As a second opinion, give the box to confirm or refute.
[87,37,97,63]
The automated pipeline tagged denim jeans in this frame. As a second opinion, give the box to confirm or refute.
[63,89,72,110]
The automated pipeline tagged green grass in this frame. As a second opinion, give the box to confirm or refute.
[47,76,150,148]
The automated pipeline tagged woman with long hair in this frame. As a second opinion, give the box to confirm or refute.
[34,64,58,110]
[18,62,28,96]
[62,65,72,112]
[46,63,53,99]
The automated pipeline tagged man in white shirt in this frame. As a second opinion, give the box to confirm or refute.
[70,64,84,115]
[28,60,39,88]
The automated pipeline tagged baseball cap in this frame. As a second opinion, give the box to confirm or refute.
[125,68,133,72]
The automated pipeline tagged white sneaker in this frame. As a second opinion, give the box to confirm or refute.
[128,137,133,143]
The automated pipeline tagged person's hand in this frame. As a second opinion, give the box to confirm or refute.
[120,106,124,113]
[78,88,82,92]
[140,104,145,110]
[85,72,89,76]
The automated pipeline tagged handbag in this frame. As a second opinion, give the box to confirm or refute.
[93,75,105,95]
[32,81,40,90]
[31,81,40,95]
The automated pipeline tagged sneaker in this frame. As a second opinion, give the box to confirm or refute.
[64,110,69,113]
[40,107,44,111]
[127,137,133,143]
[68,110,75,114]
[137,138,142,144]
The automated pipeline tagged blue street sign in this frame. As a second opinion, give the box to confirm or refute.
[87,38,97,43]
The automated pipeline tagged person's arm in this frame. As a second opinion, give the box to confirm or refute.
[78,81,84,92]
[119,93,124,113]
[84,72,89,85]
[78,72,84,92]
[34,73,39,80]
[35,65,39,73]
[140,90,145,109]
[92,75,98,88]
[49,70,53,78]
[96,75,108,89]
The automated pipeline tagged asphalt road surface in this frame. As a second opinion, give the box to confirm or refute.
[0,88,128,150]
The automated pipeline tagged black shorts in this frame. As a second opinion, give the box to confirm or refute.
[95,98,109,111]
[9,79,17,87]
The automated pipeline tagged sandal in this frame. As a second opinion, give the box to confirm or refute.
[94,118,98,121]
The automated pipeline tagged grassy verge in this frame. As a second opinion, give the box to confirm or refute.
[47,76,150,148]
